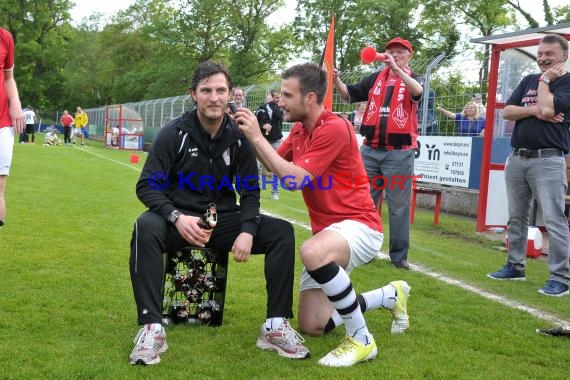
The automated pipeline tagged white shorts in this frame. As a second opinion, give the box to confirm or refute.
[72,127,83,136]
[299,219,383,291]
[0,127,14,175]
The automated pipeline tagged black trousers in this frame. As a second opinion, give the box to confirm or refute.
[63,127,71,143]
[130,210,296,325]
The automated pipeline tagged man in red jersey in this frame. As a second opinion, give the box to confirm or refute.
[0,27,25,229]
[237,63,410,367]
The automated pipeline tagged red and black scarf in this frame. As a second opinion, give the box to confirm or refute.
[360,66,418,150]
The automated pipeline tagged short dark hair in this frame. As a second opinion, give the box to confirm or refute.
[269,89,280,97]
[281,63,327,104]
[190,61,233,92]
[539,34,569,53]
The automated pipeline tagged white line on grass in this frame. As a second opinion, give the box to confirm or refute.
[267,212,570,327]
[73,146,143,172]
[388,254,570,326]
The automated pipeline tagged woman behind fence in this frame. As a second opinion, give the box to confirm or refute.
[437,101,485,136]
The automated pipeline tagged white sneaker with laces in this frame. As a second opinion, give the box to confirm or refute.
[256,320,310,359]
[129,323,168,365]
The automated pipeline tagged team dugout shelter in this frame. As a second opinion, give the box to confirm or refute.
[471,22,570,232]
[104,104,144,150]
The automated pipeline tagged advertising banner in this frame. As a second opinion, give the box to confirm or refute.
[414,136,473,188]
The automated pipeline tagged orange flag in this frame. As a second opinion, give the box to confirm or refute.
[319,16,335,111]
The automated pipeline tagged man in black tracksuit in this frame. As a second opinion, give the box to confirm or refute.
[129,62,309,366]
[256,90,284,144]
[256,90,284,199]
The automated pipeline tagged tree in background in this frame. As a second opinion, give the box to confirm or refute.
[508,0,569,27]
[0,0,73,109]
[63,0,296,104]
[421,0,515,101]
[552,5,570,23]
[225,0,297,85]
[293,0,428,71]
[1,0,568,113]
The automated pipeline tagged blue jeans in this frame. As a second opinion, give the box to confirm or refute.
[505,154,570,283]
[360,145,414,264]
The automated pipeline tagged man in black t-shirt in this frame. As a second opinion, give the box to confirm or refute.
[488,34,570,297]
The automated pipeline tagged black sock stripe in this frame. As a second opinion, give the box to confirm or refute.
[356,294,367,312]
[324,318,336,333]
[338,301,359,316]
[307,262,339,284]
[329,283,354,302]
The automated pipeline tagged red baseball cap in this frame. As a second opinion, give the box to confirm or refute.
[385,37,413,53]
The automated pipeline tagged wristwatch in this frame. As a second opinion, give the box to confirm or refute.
[168,210,182,224]
[539,76,551,84]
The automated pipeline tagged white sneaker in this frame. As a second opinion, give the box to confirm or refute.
[271,193,279,200]
[389,281,411,334]
[318,334,377,367]
[256,320,310,359]
[129,324,168,365]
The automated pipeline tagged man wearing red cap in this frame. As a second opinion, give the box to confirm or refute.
[333,37,423,270]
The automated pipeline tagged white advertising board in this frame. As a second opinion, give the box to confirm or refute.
[414,136,472,188]
[122,134,143,150]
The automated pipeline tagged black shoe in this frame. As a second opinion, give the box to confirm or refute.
[393,261,410,270]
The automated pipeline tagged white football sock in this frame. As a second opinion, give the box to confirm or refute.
[265,317,286,330]
[361,284,398,310]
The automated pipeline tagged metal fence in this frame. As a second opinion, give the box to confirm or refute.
[35,49,538,146]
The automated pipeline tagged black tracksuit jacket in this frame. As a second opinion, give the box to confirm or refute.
[136,109,261,236]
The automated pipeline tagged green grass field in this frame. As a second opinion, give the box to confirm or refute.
[1,138,569,379]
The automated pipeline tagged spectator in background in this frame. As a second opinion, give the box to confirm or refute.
[487,34,570,296]
[44,127,61,145]
[110,125,120,146]
[232,87,246,108]
[416,77,439,135]
[110,125,137,146]
[0,26,26,230]
[348,102,367,133]
[333,37,423,270]
[73,106,88,145]
[23,105,36,143]
[472,93,487,117]
[256,89,284,200]
[436,102,485,136]
[418,89,439,135]
[59,110,74,145]
[18,106,26,144]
